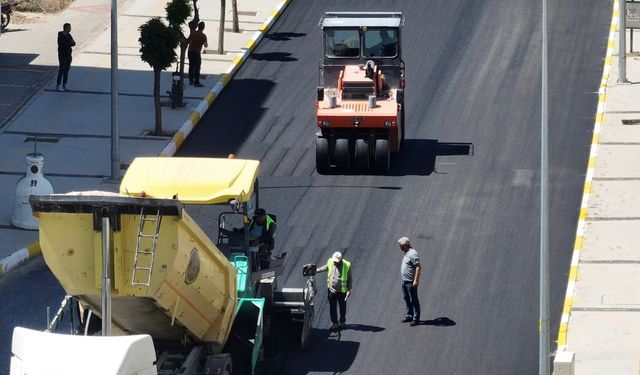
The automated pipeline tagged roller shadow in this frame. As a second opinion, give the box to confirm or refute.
[389,139,474,176]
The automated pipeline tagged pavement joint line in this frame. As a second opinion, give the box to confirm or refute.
[592,176,640,180]
[572,307,640,312]
[599,142,640,145]
[159,0,293,157]
[41,88,202,100]
[586,216,640,221]
[555,0,619,353]
[581,260,640,264]
[3,130,173,140]
[0,171,108,178]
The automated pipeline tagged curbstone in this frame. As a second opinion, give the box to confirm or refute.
[0,241,41,279]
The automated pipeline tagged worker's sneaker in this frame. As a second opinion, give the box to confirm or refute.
[329,323,339,331]
[63,85,69,91]
[338,322,346,329]
[56,85,63,92]
[409,320,420,327]
[194,83,204,87]
[401,316,412,323]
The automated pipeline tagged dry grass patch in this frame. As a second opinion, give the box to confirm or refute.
[15,0,74,14]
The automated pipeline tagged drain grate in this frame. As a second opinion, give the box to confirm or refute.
[622,119,640,125]
[24,136,60,143]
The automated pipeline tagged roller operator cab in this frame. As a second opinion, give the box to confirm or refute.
[316,12,405,174]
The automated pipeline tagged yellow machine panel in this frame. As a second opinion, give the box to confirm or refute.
[35,196,238,350]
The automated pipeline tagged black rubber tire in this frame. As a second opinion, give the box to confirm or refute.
[374,138,390,174]
[354,138,370,172]
[335,138,351,172]
[316,137,330,174]
[400,105,405,146]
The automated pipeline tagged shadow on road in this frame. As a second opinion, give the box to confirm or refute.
[420,316,456,327]
[340,323,385,332]
[249,52,297,62]
[263,32,306,41]
[390,139,474,176]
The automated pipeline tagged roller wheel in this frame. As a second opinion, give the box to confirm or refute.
[374,138,390,174]
[335,138,351,172]
[400,106,406,146]
[354,138,370,172]
[316,137,330,174]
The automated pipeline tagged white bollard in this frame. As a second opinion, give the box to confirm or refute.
[12,153,54,230]
[553,351,575,375]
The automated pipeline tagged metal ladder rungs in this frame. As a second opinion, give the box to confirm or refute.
[132,207,162,287]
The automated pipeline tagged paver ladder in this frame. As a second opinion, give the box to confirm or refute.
[131,208,162,286]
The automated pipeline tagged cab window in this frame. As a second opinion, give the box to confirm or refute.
[324,29,360,58]
[363,29,398,58]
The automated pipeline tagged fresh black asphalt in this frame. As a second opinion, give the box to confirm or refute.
[0,0,612,374]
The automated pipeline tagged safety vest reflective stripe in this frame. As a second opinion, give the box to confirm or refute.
[327,259,350,293]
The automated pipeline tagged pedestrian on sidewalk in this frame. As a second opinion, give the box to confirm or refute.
[56,23,76,92]
[187,21,208,87]
[398,237,421,326]
[316,251,352,331]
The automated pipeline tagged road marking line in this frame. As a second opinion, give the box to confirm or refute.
[555,0,618,351]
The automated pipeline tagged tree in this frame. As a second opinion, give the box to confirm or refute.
[165,0,191,107]
[231,0,239,33]
[218,0,226,54]
[139,18,180,135]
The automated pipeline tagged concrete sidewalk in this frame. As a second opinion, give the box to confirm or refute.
[0,0,290,276]
[555,1,640,374]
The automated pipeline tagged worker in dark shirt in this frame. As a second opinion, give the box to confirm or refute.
[187,21,208,87]
[56,23,76,92]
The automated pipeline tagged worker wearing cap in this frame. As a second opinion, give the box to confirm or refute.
[398,237,421,326]
[316,251,352,331]
[248,208,276,269]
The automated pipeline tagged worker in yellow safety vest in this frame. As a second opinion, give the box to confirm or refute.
[316,251,352,331]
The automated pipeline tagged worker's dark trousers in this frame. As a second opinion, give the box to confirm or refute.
[57,55,72,86]
[188,51,202,84]
[327,289,347,324]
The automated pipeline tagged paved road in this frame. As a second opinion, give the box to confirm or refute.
[177,0,611,374]
[0,0,611,373]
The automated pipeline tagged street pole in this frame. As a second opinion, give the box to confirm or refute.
[101,211,112,336]
[619,0,628,83]
[218,0,226,54]
[540,0,550,373]
[110,0,121,180]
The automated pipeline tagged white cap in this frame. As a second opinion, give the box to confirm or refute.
[332,251,342,262]
[398,237,410,246]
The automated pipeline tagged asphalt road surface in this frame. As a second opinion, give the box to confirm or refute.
[177,0,611,374]
[0,0,611,374]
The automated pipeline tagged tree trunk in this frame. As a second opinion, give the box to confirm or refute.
[231,0,239,33]
[153,67,162,135]
[218,0,226,54]
[178,40,186,106]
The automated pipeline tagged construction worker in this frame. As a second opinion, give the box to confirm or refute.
[316,251,352,331]
[248,208,276,269]
[220,208,276,270]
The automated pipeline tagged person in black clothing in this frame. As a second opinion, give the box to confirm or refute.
[57,23,76,91]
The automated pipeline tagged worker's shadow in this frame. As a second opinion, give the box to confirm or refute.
[417,316,456,326]
[390,139,474,176]
[340,323,385,332]
[281,328,360,374]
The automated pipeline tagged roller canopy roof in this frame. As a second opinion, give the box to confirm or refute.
[120,157,260,204]
[320,12,404,28]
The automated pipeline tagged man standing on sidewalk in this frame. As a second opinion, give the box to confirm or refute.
[56,23,76,91]
[316,251,352,331]
[398,237,421,326]
[187,21,208,87]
